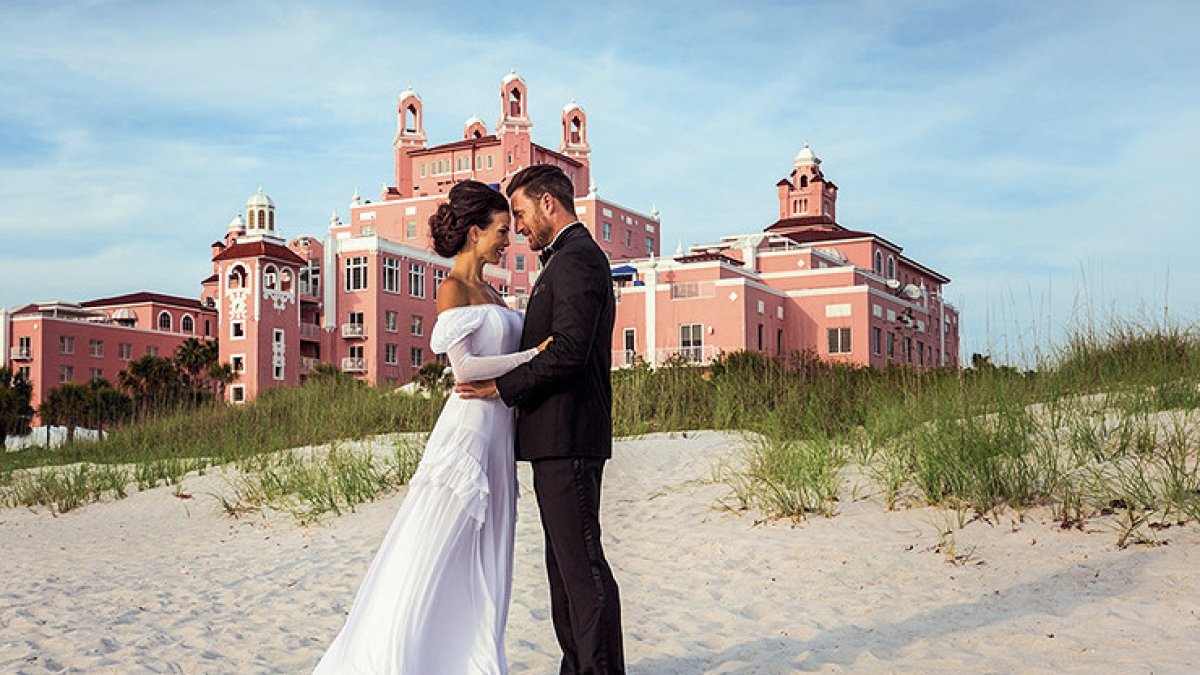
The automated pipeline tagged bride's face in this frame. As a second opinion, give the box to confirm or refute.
[474,210,512,266]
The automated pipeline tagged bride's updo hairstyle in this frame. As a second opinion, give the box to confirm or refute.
[429,180,510,258]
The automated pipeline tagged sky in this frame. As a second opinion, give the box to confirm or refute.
[1,0,1197,363]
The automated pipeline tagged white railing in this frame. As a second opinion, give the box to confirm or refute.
[612,349,639,367]
[669,281,715,300]
[655,345,720,365]
[10,347,32,361]
[341,357,367,372]
[300,323,321,339]
[300,357,320,374]
[341,323,366,339]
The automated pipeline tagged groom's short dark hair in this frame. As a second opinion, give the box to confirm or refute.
[506,164,577,218]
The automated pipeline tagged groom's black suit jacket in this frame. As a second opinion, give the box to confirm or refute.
[496,223,615,461]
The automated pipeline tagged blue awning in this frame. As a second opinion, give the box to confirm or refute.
[610,265,637,277]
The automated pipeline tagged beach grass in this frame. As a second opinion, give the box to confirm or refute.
[3,321,1197,541]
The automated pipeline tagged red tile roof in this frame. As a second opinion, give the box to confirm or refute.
[212,240,305,264]
[80,292,213,311]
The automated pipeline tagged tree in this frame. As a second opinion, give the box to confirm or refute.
[39,383,91,444]
[84,377,132,437]
[174,337,219,404]
[414,362,453,393]
[1,366,35,445]
[118,355,185,416]
[206,362,237,400]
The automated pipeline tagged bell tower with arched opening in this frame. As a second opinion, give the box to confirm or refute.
[394,86,427,197]
[776,143,838,221]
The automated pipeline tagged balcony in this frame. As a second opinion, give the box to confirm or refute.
[341,357,368,373]
[655,345,719,366]
[341,323,367,339]
[10,347,32,361]
[300,357,320,374]
[300,323,321,340]
[612,349,640,368]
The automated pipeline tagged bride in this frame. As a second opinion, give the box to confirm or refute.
[314,180,550,674]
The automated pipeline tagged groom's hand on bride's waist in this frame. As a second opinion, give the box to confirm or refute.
[456,379,499,399]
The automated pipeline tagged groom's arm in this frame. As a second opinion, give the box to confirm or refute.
[495,247,607,407]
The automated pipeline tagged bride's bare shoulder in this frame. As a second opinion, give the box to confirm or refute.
[437,276,472,313]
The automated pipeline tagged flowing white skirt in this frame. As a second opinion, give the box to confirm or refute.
[314,395,517,674]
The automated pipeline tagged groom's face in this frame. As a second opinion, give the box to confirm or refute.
[510,188,554,251]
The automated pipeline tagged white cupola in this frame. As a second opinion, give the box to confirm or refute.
[793,142,820,167]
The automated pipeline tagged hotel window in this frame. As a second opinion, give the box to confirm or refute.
[625,230,632,247]
[385,343,399,365]
[500,254,508,269]
[345,256,368,291]
[16,336,31,358]
[231,385,245,403]
[514,286,526,296]
[499,284,509,294]
[411,347,423,368]
[646,237,653,255]
[874,251,883,275]
[602,222,611,241]
[420,163,426,177]
[872,327,882,355]
[487,155,493,169]
[433,268,448,299]
[300,260,320,296]
[409,263,426,298]
[385,310,399,332]
[406,220,417,239]
[757,324,764,351]
[622,328,636,366]
[411,314,424,336]
[917,340,925,366]
[887,332,895,358]
[263,266,278,290]
[231,321,245,339]
[17,365,30,380]
[59,365,73,383]
[679,323,704,362]
[119,343,132,361]
[514,255,526,272]
[886,255,895,279]
[205,319,211,336]
[362,225,375,236]
[146,346,159,357]
[89,339,104,357]
[59,335,75,354]
[383,257,400,293]
[757,300,765,315]
[231,355,244,373]
[181,315,194,333]
[828,327,852,354]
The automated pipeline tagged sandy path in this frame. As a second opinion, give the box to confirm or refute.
[2,431,1198,673]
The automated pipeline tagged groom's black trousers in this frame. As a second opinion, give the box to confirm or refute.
[531,457,625,675]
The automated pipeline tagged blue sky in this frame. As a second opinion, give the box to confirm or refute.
[2,0,1197,363]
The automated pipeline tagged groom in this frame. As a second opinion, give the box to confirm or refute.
[457,164,625,674]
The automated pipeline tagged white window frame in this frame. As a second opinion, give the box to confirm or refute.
[408,262,426,298]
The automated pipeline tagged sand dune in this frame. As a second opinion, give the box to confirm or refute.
[2,431,1198,673]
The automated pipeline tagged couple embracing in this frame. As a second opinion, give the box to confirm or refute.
[315,165,625,674]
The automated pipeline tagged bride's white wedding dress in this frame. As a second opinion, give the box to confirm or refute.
[315,304,535,675]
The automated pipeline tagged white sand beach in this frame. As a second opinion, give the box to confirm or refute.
[2,431,1198,673]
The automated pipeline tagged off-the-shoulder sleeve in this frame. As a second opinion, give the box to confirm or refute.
[430,306,488,354]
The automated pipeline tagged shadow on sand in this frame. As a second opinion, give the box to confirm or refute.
[629,548,1161,674]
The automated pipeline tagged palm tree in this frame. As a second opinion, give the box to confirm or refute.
[174,337,218,403]
[39,383,91,444]
[206,362,237,401]
[1,366,34,445]
[118,355,184,417]
[85,377,132,439]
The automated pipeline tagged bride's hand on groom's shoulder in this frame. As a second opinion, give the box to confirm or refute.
[537,336,554,353]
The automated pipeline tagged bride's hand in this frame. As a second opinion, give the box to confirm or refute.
[537,336,554,352]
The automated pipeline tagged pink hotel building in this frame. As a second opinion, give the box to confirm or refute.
[1,72,958,409]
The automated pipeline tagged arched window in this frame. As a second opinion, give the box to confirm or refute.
[473,129,482,140]
[509,88,522,116]
[263,264,278,290]
[247,210,255,228]
[874,251,883,275]
[257,209,265,229]
[269,211,274,229]
[227,264,247,289]
[280,268,293,294]
[887,255,895,279]
[181,315,195,333]
[405,104,418,133]
[799,175,808,188]
[486,155,493,169]
[158,311,172,332]
[570,117,582,144]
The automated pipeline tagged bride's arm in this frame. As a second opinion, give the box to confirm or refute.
[445,337,539,382]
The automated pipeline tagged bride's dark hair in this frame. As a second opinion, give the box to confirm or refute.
[429,180,510,258]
